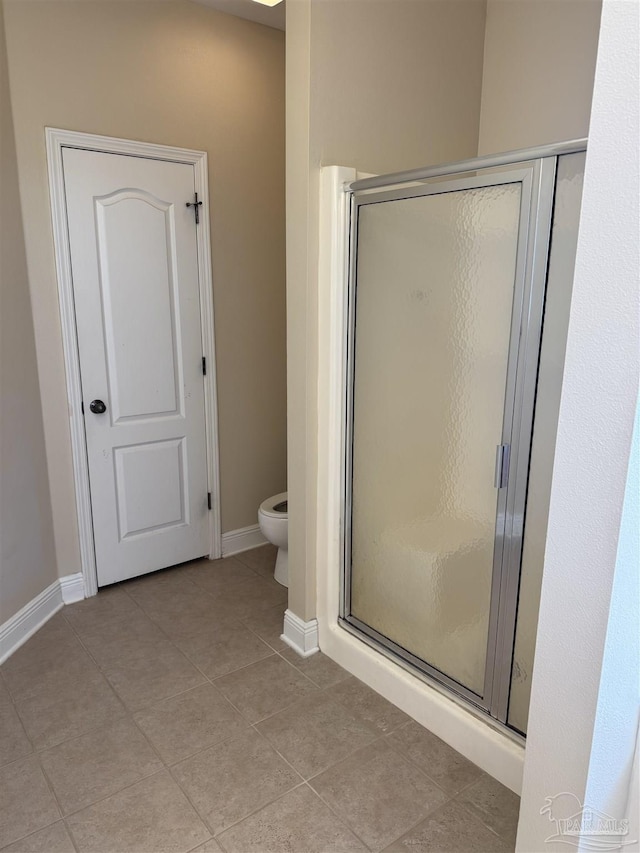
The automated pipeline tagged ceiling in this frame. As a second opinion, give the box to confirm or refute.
[189,0,285,31]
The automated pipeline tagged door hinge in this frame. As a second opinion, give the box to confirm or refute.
[207,492,212,511]
[202,356,207,376]
[186,192,203,225]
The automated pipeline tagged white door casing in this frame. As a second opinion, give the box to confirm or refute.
[47,130,221,594]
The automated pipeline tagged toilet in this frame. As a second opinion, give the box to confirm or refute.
[258,492,288,587]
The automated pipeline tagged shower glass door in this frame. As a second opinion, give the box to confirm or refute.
[343,163,556,718]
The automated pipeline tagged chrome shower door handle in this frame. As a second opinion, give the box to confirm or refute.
[494,444,511,489]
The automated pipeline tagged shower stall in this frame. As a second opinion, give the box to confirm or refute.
[339,141,586,736]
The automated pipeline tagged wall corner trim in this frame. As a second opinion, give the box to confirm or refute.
[59,572,85,605]
[281,608,320,657]
[221,524,267,557]
[0,572,86,665]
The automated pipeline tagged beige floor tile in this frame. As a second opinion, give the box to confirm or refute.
[0,756,60,848]
[278,649,351,689]
[217,784,366,853]
[183,557,261,593]
[124,563,194,594]
[172,728,300,835]
[456,774,520,844]
[16,668,125,750]
[1,614,77,677]
[176,623,273,680]
[0,702,33,767]
[152,607,240,648]
[100,639,206,711]
[1,649,98,710]
[190,841,223,853]
[39,716,162,814]
[256,692,378,778]
[213,655,317,723]
[388,721,483,794]
[233,544,278,579]
[383,800,512,853]
[199,575,288,622]
[125,573,215,623]
[327,677,410,735]
[310,740,447,851]
[63,587,141,637]
[71,612,167,666]
[66,770,209,853]
[1,821,76,853]
[241,605,287,651]
[134,683,249,765]
[0,675,12,707]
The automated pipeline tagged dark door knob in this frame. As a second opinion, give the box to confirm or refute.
[89,399,107,414]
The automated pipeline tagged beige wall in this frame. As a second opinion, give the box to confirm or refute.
[310,0,488,174]
[3,0,286,586]
[0,2,57,622]
[478,0,602,154]
[286,0,488,618]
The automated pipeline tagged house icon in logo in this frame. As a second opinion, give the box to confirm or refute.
[541,792,634,850]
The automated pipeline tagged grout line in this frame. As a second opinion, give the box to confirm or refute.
[302,739,464,851]
[164,717,307,840]
[0,817,72,853]
[184,837,217,853]
[246,722,307,783]
[125,718,223,840]
[20,706,130,759]
[368,794,457,853]
[299,780,375,851]
[210,781,309,842]
[454,797,518,845]
[269,648,327,689]
[32,750,65,819]
[0,700,37,762]
[62,816,81,853]
[51,766,172,823]
[379,730,485,801]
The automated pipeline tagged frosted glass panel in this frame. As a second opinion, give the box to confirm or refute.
[508,153,586,732]
[350,184,521,696]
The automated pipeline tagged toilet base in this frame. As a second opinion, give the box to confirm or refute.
[274,548,288,587]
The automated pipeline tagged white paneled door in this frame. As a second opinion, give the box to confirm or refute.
[63,148,210,586]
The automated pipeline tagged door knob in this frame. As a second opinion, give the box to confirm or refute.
[89,399,107,414]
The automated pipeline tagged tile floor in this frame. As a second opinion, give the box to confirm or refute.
[0,545,520,853]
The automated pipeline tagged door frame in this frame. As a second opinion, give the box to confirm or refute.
[46,127,222,597]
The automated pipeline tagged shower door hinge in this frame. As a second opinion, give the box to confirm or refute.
[494,444,511,489]
[207,492,212,511]
[202,356,207,376]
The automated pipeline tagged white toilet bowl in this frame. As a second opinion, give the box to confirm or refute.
[258,492,288,587]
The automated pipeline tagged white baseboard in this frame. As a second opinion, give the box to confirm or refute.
[0,580,63,664]
[59,572,85,604]
[281,609,319,658]
[0,573,86,664]
[221,524,267,557]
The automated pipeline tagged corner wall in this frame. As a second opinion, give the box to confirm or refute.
[516,0,639,845]
[286,0,488,621]
[478,0,602,154]
[2,0,286,584]
[0,2,57,623]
